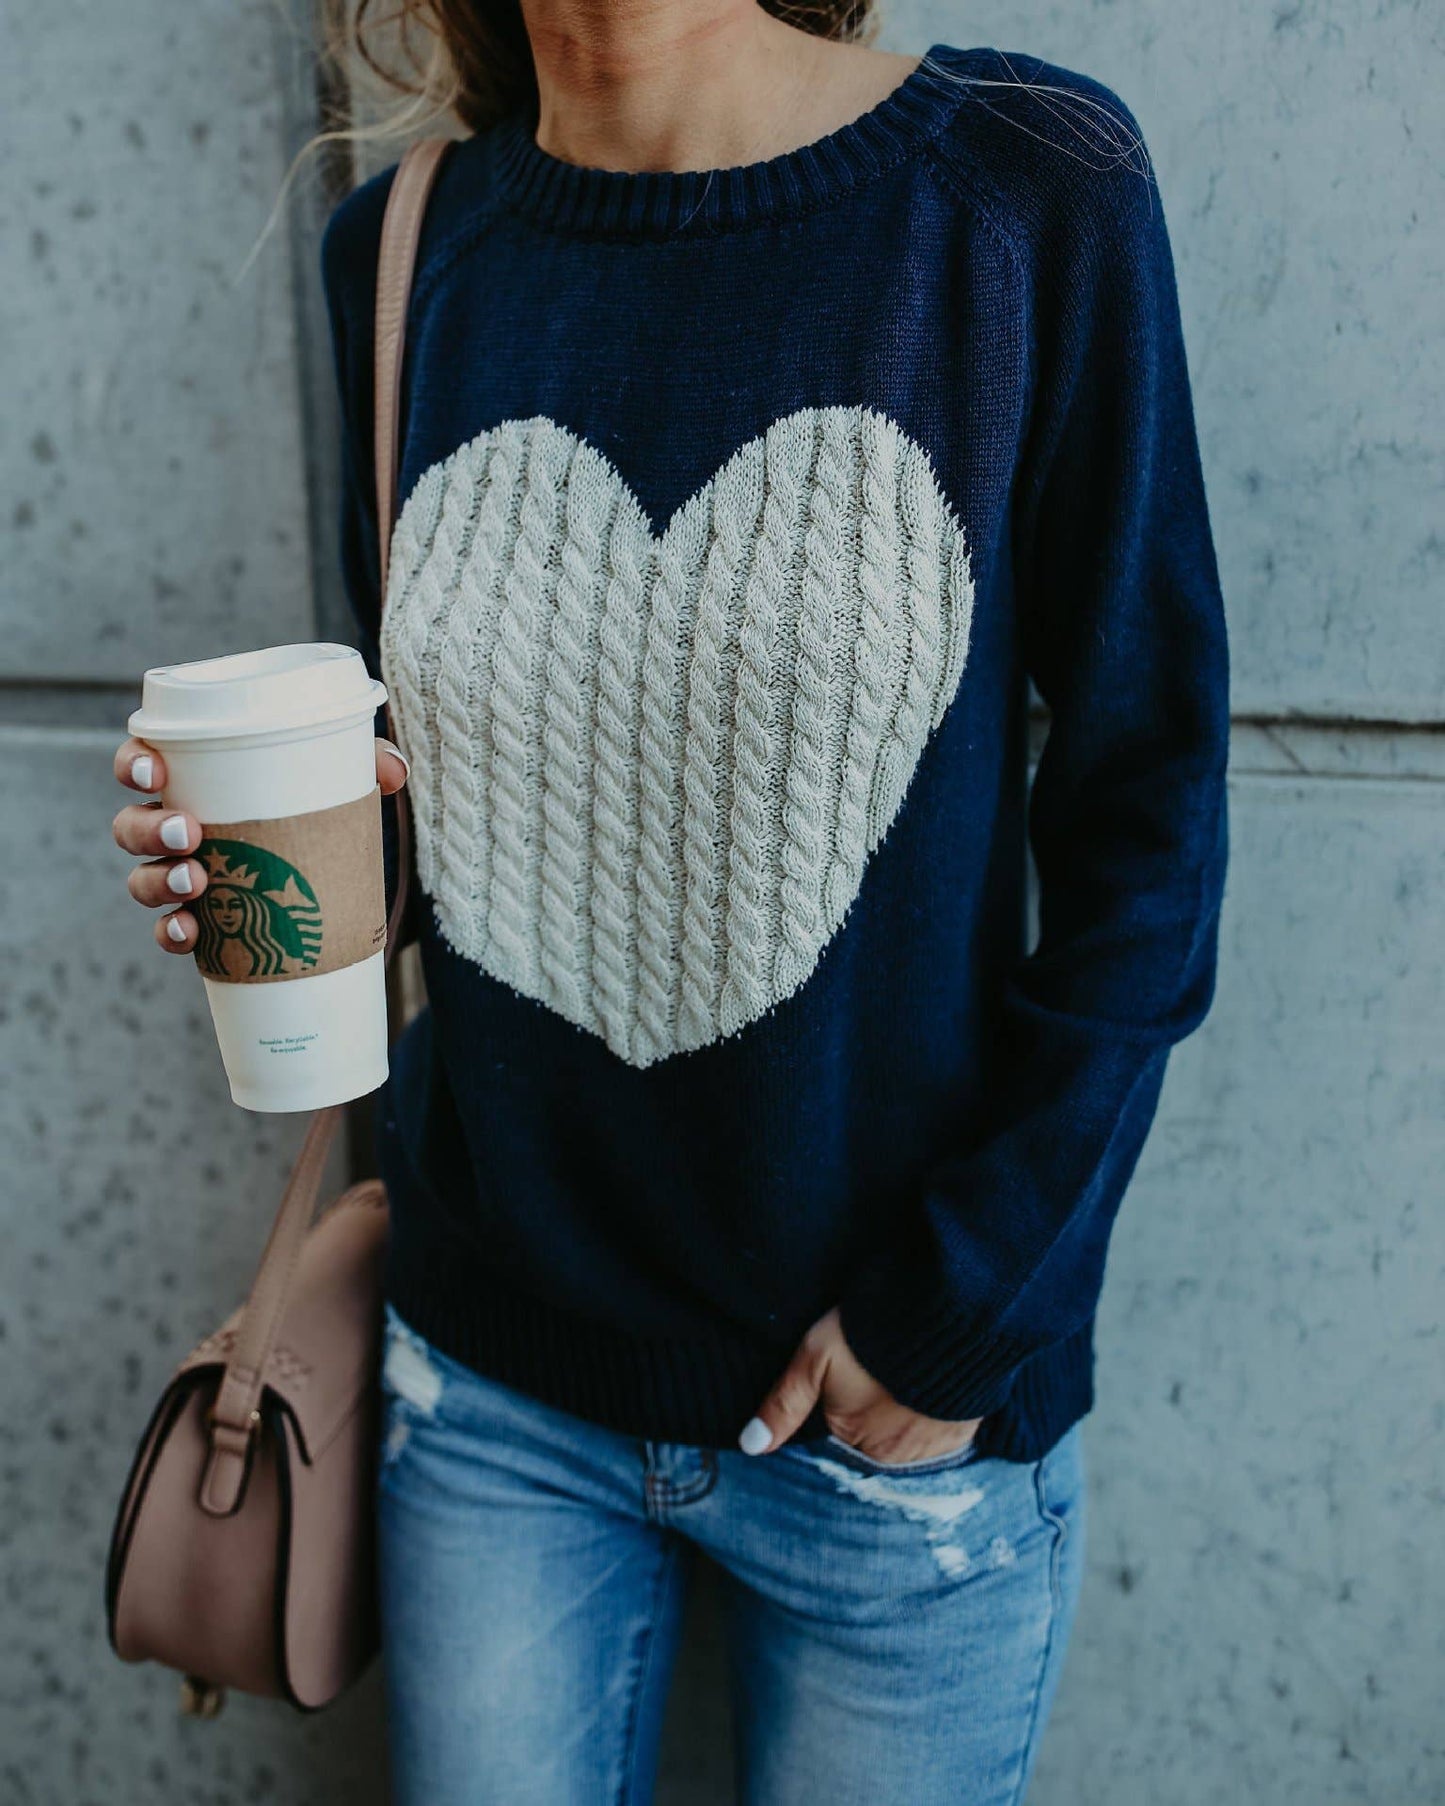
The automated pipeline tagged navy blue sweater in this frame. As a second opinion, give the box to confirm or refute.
[321,43,1230,1461]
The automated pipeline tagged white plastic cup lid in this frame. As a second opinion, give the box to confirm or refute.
[128,643,387,743]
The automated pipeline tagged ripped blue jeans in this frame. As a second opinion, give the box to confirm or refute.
[376,1301,1086,1806]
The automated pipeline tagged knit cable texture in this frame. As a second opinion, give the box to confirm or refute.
[380,404,975,1066]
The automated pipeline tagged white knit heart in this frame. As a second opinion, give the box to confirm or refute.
[381,405,974,1068]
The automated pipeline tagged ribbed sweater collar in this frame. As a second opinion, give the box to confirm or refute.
[489,43,973,236]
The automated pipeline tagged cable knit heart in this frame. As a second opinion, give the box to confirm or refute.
[380,405,974,1067]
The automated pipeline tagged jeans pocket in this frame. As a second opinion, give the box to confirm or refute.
[818,1427,983,1479]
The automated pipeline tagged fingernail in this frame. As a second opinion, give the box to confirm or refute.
[131,754,155,791]
[738,1417,773,1456]
[380,739,410,779]
[167,863,193,895]
[159,813,189,851]
[166,913,188,943]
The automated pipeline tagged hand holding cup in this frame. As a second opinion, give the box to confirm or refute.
[112,737,410,956]
[114,643,405,1112]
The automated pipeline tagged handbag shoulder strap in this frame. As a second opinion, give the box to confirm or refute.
[374,136,450,972]
[198,138,452,1518]
[374,136,451,596]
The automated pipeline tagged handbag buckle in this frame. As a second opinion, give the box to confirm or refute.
[198,1404,263,1518]
[204,1403,261,1438]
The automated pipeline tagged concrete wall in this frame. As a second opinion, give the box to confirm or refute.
[1,3,1440,1802]
[0,5,389,1801]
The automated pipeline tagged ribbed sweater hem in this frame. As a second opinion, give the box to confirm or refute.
[384,1208,1095,1462]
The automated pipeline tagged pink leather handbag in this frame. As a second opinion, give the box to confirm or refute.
[103,136,452,1717]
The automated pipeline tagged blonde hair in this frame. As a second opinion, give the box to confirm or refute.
[235,15,1151,283]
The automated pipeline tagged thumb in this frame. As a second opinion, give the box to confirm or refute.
[739,1343,826,1456]
[376,737,410,796]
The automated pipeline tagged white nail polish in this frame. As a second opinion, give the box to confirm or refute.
[382,740,410,780]
[738,1417,773,1456]
[166,913,188,943]
[159,813,189,851]
[131,754,155,791]
[167,863,193,895]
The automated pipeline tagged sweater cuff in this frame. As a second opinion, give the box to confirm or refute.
[837,1263,1036,1423]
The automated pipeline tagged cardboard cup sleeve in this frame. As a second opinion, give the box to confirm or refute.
[190,786,387,985]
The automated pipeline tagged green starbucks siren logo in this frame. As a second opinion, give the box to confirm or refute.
[194,838,325,980]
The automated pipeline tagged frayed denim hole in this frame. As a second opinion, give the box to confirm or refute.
[810,1451,992,1579]
[379,1393,415,1472]
[380,1311,446,1418]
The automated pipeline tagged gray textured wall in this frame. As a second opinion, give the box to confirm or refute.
[0,4,389,1802]
[1,2,1440,1803]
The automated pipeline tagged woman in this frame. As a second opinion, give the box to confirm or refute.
[111,3,1229,1800]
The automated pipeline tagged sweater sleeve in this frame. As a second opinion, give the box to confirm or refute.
[837,117,1231,1422]
[318,169,418,947]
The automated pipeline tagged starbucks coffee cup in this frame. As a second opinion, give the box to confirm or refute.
[128,643,391,1113]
